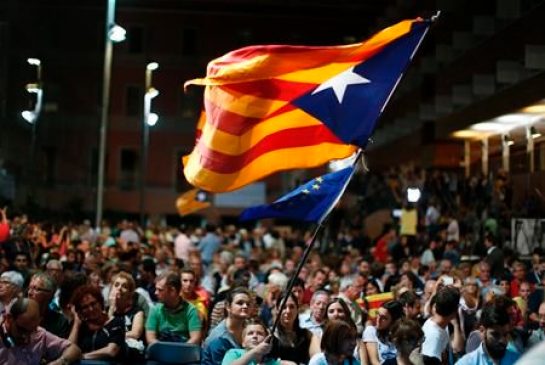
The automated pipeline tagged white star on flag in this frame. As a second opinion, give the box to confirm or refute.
[312,66,370,103]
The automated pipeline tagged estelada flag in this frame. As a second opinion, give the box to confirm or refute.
[176,189,211,216]
[358,291,395,321]
[184,18,431,192]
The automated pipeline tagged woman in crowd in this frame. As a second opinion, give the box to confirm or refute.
[269,292,320,364]
[69,284,126,361]
[309,319,360,365]
[107,271,145,359]
[363,300,403,365]
[383,319,424,365]
[202,287,254,365]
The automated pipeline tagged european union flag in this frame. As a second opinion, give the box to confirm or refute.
[239,166,355,223]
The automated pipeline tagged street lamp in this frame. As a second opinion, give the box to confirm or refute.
[96,0,125,229]
[140,62,159,227]
[22,57,43,198]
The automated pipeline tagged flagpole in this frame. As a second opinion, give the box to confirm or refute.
[270,149,363,335]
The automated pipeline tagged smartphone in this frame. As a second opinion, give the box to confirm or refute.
[443,276,454,286]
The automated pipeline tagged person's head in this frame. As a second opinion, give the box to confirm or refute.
[310,290,329,323]
[480,301,512,360]
[45,259,63,284]
[325,297,352,322]
[433,286,461,320]
[512,278,527,299]
[225,286,252,321]
[3,298,40,346]
[71,284,105,323]
[484,234,495,248]
[390,318,424,357]
[155,271,182,306]
[359,260,370,276]
[498,276,511,296]
[241,318,270,350]
[538,302,545,329]
[439,259,453,275]
[513,262,527,281]
[189,253,204,277]
[290,277,305,305]
[479,261,491,282]
[27,272,56,311]
[0,271,23,302]
[110,271,135,303]
[275,292,299,329]
[376,300,403,331]
[13,252,30,272]
[138,258,156,283]
[398,290,421,319]
[320,320,358,360]
[365,280,381,296]
[311,269,327,290]
[233,254,247,270]
[180,269,197,296]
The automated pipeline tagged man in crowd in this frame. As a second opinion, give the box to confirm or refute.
[485,234,504,279]
[421,286,463,364]
[456,301,520,364]
[0,270,23,316]
[27,272,70,338]
[399,290,422,324]
[146,271,202,344]
[180,268,208,322]
[299,290,329,337]
[302,268,327,304]
[0,298,81,364]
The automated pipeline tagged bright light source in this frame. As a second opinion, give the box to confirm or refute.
[21,111,36,124]
[146,87,159,99]
[407,187,421,203]
[471,122,511,133]
[146,113,159,126]
[108,24,126,42]
[495,113,539,125]
[27,58,41,66]
[26,83,40,93]
[522,105,545,114]
[147,62,159,71]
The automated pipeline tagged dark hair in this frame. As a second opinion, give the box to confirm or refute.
[390,318,424,353]
[71,285,105,312]
[399,290,419,307]
[292,277,305,290]
[320,320,357,356]
[480,302,510,328]
[180,268,196,277]
[157,271,181,292]
[141,258,156,275]
[59,271,88,310]
[325,297,358,329]
[383,300,404,322]
[226,286,252,306]
[434,286,461,317]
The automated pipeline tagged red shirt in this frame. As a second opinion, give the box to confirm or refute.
[0,222,9,243]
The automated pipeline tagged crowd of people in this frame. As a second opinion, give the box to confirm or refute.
[0,164,543,364]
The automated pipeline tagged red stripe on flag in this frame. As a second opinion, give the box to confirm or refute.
[196,125,343,174]
[222,79,317,101]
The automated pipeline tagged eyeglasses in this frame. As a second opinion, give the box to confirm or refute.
[28,286,52,294]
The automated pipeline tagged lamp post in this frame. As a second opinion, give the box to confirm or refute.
[140,62,159,227]
[95,0,126,229]
[21,57,43,197]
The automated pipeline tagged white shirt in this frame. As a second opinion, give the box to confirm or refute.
[362,325,397,363]
[174,232,192,262]
[421,318,449,360]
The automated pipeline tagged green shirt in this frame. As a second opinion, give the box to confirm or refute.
[145,300,202,341]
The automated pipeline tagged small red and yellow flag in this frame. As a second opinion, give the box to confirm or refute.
[176,189,211,216]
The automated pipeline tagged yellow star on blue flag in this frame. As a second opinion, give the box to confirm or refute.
[239,166,355,223]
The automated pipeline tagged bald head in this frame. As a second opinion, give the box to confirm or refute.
[6,298,40,346]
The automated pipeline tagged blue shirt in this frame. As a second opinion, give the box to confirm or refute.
[455,344,520,365]
[199,232,221,264]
